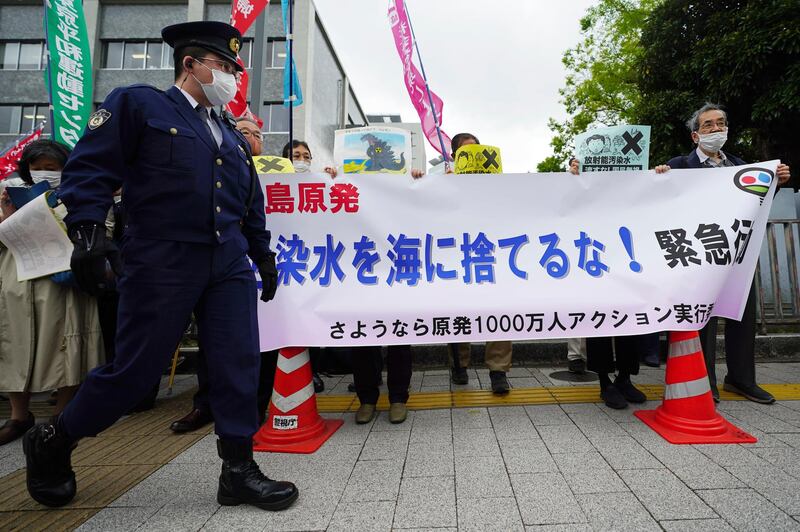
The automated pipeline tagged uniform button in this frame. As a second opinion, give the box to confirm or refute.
[246,160,250,166]
[169,128,177,135]
[216,158,223,166]
[215,230,221,237]
[238,145,245,152]
[216,181,222,188]
[215,206,221,213]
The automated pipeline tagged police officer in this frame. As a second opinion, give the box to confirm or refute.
[22,21,298,511]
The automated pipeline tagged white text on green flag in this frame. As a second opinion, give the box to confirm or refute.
[44,0,93,148]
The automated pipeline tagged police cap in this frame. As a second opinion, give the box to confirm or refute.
[162,21,244,72]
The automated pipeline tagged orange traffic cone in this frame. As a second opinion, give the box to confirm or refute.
[253,347,343,453]
[634,330,757,444]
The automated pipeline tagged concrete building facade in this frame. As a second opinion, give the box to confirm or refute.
[0,0,366,165]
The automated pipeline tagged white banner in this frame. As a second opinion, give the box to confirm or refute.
[256,162,779,351]
[0,192,71,280]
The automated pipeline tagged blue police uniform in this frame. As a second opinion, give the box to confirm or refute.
[23,21,296,511]
[57,83,270,443]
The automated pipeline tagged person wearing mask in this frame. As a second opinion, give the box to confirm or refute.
[655,102,791,404]
[446,133,512,395]
[279,140,337,394]
[170,116,272,433]
[282,139,337,178]
[22,22,297,510]
[0,140,104,446]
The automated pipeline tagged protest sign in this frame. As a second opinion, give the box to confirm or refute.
[334,126,412,176]
[576,125,650,172]
[454,145,503,174]
[253,156,295,174]
[0,191,71,280]
[254,162,778,351]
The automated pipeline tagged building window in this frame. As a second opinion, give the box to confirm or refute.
[102,40,174,70]
[102,39,254,70]
[0,41,45,70]
[0,104,49,135]
[239,40,252,69]
[264,103,289,133]
[266,39,286,68]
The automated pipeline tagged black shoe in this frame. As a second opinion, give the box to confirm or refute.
[217,439,298,511]
[614,376,646,404]
[170,409,214,433]
[451,366,469,385]
[568,359,586,374]
[641,353,660,368]
[313,372,325,393]
[0,412,34,446]
[23,419,77,507]
[601,384,628,409]
[711,385,720,404]
[723,379,775,405]
[489,371,510,395]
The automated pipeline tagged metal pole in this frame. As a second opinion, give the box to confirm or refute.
[403,0,450,166]
[287,0,294,147]
[250,9,268,122]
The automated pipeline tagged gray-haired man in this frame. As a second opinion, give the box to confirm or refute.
[655,103,791,404]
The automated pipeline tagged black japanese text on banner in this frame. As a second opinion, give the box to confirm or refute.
[255,163,779,351]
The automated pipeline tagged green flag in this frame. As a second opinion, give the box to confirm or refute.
[43,0,93,148]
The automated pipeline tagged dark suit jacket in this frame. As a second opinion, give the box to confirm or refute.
[666,149,746,169]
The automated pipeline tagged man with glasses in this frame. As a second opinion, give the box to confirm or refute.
[236,117,263,156]
[655,103,791,404]
[21,21,298,511]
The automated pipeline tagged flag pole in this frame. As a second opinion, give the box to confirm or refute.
[402,0,450,167]
[287,0,294,149]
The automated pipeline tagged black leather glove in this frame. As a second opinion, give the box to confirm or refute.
[68,223,121,296]
[257,252,278,302]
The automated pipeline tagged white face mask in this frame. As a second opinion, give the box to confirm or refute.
[697,130,727,154]
[30,170,62,188]
[192,59,237,107]
[293,160,311,173]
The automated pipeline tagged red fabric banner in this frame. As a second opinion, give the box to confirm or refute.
[227,0,269,126]
[0,124,45,180]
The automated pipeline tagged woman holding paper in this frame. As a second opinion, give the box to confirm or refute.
[0,140,104,446]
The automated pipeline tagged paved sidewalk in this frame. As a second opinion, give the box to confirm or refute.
[2,363,800,531]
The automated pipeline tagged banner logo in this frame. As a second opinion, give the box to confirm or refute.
[734,167,773,202]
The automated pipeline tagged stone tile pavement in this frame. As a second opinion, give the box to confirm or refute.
[3,364,800,530]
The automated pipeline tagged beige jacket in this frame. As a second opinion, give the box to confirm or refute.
[0,205,104,392]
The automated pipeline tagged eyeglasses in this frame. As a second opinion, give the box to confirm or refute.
[239,129,263,140]
[195,57,239,76]
[698,119,727,133]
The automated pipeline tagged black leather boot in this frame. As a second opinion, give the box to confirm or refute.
[216,439,298,511]
[23,418,78,507]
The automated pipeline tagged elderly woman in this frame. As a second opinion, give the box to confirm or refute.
[0,140,104,446]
